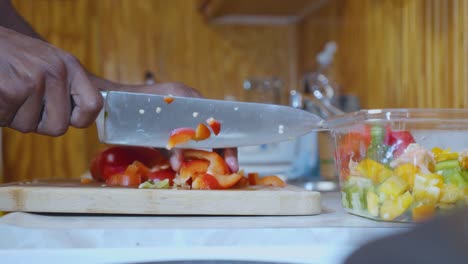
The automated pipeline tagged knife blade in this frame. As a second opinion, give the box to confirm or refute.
[96,91,325,149]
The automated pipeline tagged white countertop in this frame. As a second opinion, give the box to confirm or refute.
[0,192,413,264]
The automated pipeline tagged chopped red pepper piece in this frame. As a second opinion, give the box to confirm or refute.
[385,129,416,158]
[258,175,286,187]
[163,96,174,104]
[179,160,210,183]
[248,172,260,185]
[90,146,166,182]
[194,123,211,141]
[206,117,221,135]
[166,127,196,150]
[106,162,143,187]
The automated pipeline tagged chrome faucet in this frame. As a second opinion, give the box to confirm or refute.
[290,89,343,119]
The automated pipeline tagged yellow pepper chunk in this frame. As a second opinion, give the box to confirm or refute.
[366,191,380,217]
[440,183,463,204]
[431,147,459,163]
[394,163,419,190]
[460,156,468,170]
[413,173,444,205]
[355,159,392,184]
[412,204,435,222]
[378,175,409,199]
[380,191,414,221]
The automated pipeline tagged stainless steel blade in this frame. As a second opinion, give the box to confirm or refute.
[96,91,325,149]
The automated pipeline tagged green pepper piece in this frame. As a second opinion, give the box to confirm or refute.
[435,159,460,171]
[441,168,466,188]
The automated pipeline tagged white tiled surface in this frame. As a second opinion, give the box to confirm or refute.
[0,193,412,264]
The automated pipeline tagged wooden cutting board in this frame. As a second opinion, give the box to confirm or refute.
[0,180,321,215]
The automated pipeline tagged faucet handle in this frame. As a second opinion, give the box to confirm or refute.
[290,90,344,119]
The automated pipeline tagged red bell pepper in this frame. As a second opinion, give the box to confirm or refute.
[384,128,415,158]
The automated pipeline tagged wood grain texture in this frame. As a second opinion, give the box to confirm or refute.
[198,0,328,24]
[0,180,321,215]
[7,0,462,183]
[3,0,296,182]
[4,0,104,183]
[300,0,468,109]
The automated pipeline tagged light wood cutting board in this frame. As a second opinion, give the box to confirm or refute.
[0,180,321,215]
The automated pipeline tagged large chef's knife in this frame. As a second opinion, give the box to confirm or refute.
[97,91,326,149]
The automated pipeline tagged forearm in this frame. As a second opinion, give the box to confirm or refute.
[0,0,43,40]
[0,0,118,91]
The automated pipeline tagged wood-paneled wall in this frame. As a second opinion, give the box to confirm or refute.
[300,0,468,109]
[3,0,297,182]
[4,0,468,182]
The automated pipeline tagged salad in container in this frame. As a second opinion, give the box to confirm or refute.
[327,109,468,222]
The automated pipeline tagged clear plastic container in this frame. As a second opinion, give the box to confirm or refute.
[327,109,468,222]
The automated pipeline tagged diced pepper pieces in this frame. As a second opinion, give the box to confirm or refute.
[166,127,196,150]
[385,130,416,158]
[206,117,221,135]
[106,164,142,187]
[336,127,372,176]
[440,168,466,188]
[213,172,244,189]
[80,177,93,184]
[247,173,285,187]
[435,159,460,171]
[90,146,166,182]
[233,176,249,188]
[440,183,463,203]
[183,149,230,175]
[194,123,211,141]
[413,174,444,205]
[367,125,387,161]
[192,174,221,189]
[192,172,243,189]
[412,204,435,222]
[163,96,174,104]
[378,175,409,199]
[179,160,210,183]
[366,191,380,217]
[380,191,413,221]
[432,147,459,163]
[258,175,286,187]
[248,172,260,185]
[146,168,176,186]
[355,159,392,183]
[394,163,419,190]
[342,177,372,212]
[460,156,468,170]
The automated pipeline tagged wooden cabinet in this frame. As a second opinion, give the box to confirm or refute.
[197,0,329,24]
